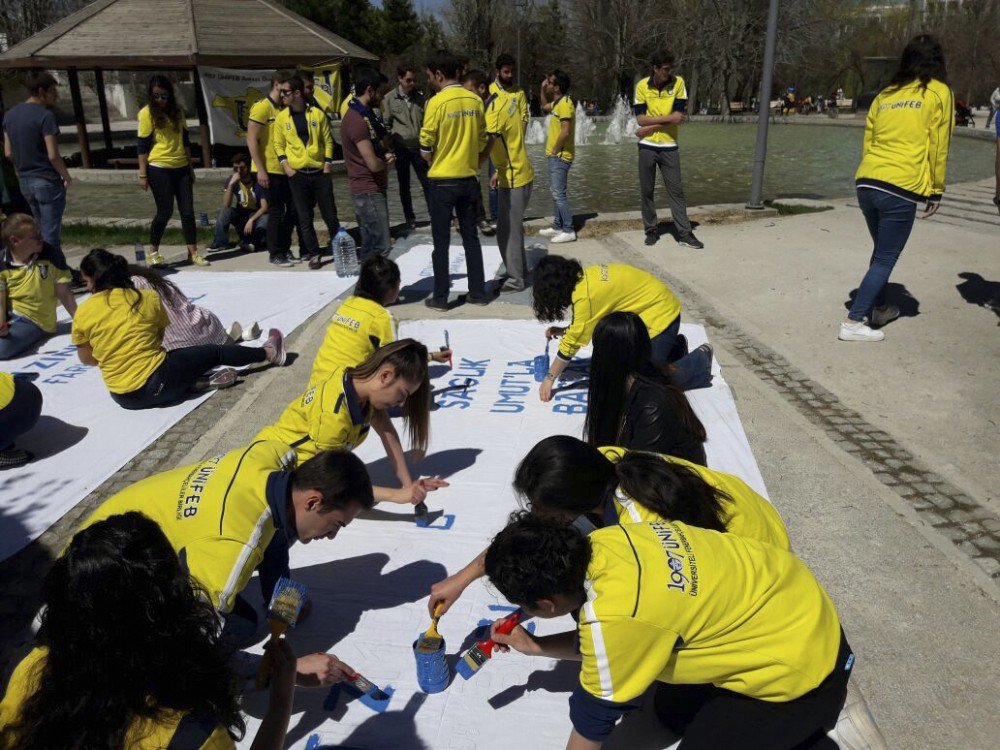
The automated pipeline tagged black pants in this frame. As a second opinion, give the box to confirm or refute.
[265,173,298,258]
[289,169,340,257]
[394,146,431,223]
[148,165,196,246]
[110,344,266,410]
[654,630,853,749]
[428,177,486,302]
[0,377,43,451]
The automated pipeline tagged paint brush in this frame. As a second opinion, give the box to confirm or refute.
[414,500,430,526]
[416,604,445,653]
[343,672,395,711]
[255,577,307,689]
[456,609,526,680]
[443,329,452,368]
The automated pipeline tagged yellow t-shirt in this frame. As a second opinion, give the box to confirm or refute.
[309,296,396,387]
[0,372,14,410]
[137,105,189,169]
[0,257,70,332]
[558,264,681,360]
[545,95,575,162]
[273,104,334,170]
[1,647,236,749]
[254,368,373,462]
[247,96,283,175]
[633,75,688,148]
[419,85,488,179]
[598,446,790,549]
[486,93,534,189]
[489,81,529,125]
[71,288,167,394]
[577,522,841,707]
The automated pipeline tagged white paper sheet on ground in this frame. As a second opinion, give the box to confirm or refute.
[235,319,768,750]
[396,243,504,296]
[0,270,358,561]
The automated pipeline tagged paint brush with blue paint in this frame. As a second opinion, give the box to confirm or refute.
[533,340,550,382]
[442,329,452,369]
[343,672,394,711]
[456,609,527,679]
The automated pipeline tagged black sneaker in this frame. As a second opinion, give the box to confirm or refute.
[644,233,658,246]
[425,297,449,311]
[270,254,292,268]
[463,294,491,307]
[677,232,704,249]
[0,448,34,470]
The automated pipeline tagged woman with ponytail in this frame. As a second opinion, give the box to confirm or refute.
[72,248,287,409]
[427,435,788,616]
[256,338,447,505]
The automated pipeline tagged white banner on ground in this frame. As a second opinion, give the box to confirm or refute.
[235,319,767,750]
[1,270,357,562]
[396,243,505,296]
[198,67,272,147]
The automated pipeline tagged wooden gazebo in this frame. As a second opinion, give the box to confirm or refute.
[0,0,377,167]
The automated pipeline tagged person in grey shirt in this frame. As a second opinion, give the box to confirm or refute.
[3,71,72,267]
[381,64,431,228]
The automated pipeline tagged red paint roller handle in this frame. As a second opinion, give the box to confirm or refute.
[478,609,525,659]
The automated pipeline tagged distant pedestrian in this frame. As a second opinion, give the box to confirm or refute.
[382,64,431,228]
[2,71,72,268]
[988,86,1000,128]
[539,70,577,244]
[840,34,953,342]
[136,75,209,268]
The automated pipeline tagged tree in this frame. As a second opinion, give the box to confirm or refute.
[0,0,88,48]
[380,0,423,57]
[283,0,380,54]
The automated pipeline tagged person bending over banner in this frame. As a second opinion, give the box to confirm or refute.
[532,256,711,399]
[72,249,286,409]
[75,442,373,685]
[1,513,301,750]
[427,435,788,616]
[308,256,451,387]
[483,513,853,750]
[256,339,447,505]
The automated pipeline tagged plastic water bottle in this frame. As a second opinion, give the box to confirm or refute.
[332,228,359,277]
[134,241,146,267]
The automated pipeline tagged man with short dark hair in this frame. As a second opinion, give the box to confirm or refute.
[382,64,431,229]
[487,53,528,234]
[206,153,269,253]
[634,51,703,249]
[539,70,576,244]
[341,68,395,260]
[3,71,72,269]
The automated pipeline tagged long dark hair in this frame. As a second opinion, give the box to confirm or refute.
[147,74,182,129]
[129,265,184,305]
[80,248,143,313]
[888,34,947,90]
[348,339,430,451]
[355,255,401,305]
[584,311,706,446]
[513,435,728,533]
[1,513,244,750]
[532,255,582,322]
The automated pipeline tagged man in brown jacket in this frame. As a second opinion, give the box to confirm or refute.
[381,64,430,228]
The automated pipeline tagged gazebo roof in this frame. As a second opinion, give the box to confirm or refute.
[0,0,377,69]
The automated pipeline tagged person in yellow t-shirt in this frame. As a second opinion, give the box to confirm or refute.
[205,152,269,254]
[0,512,301,750]
[484,514,852,749]
[419,53,491,309]
[0,213,76,359]
[0,370,42,469]
[136,75,208,268]
[484,52,529,234]
[539,70,576,243]
[72,249,286,409]
[257,339,448,505]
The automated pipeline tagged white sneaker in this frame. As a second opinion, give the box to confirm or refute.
[538,227,559,237]
[243,322,261,341]
[870,304,900,328]
[830,681,888,750]
[550,231,577,244]
[838,321,884,342]
[228,322,243,342]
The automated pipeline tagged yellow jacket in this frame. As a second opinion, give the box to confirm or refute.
[274,103,334,170]
[309,296,396,387]
[855,78,953,202]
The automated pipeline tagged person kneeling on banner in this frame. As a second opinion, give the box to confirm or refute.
[484,513,853,749]
[72,249,287,409]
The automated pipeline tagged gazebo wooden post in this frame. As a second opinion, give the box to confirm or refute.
[66,68,92,168]
[191,67,212,167]
[94,68,114,151]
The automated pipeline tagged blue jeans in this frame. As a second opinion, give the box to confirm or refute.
[848,188,917,322]
[352,191,391,259]
[19,175,67,264]
[211,206,268,250]
[548,156,573,231]
[0,315,48,360]
[650,317,713,391]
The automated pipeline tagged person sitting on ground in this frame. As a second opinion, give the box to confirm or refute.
[207,152,268,253]
[76,445,372,687]
[0,371,42,470]
[427,434,788,615]
[256,339,447,505]
[587,311,709,464]
[0,213,76,360]
[532,256,711,400]
[72,249,286,409]
[309,256,451,387]
[483,513,852,749]
[0,512,300,750]
[130,264,260,350]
